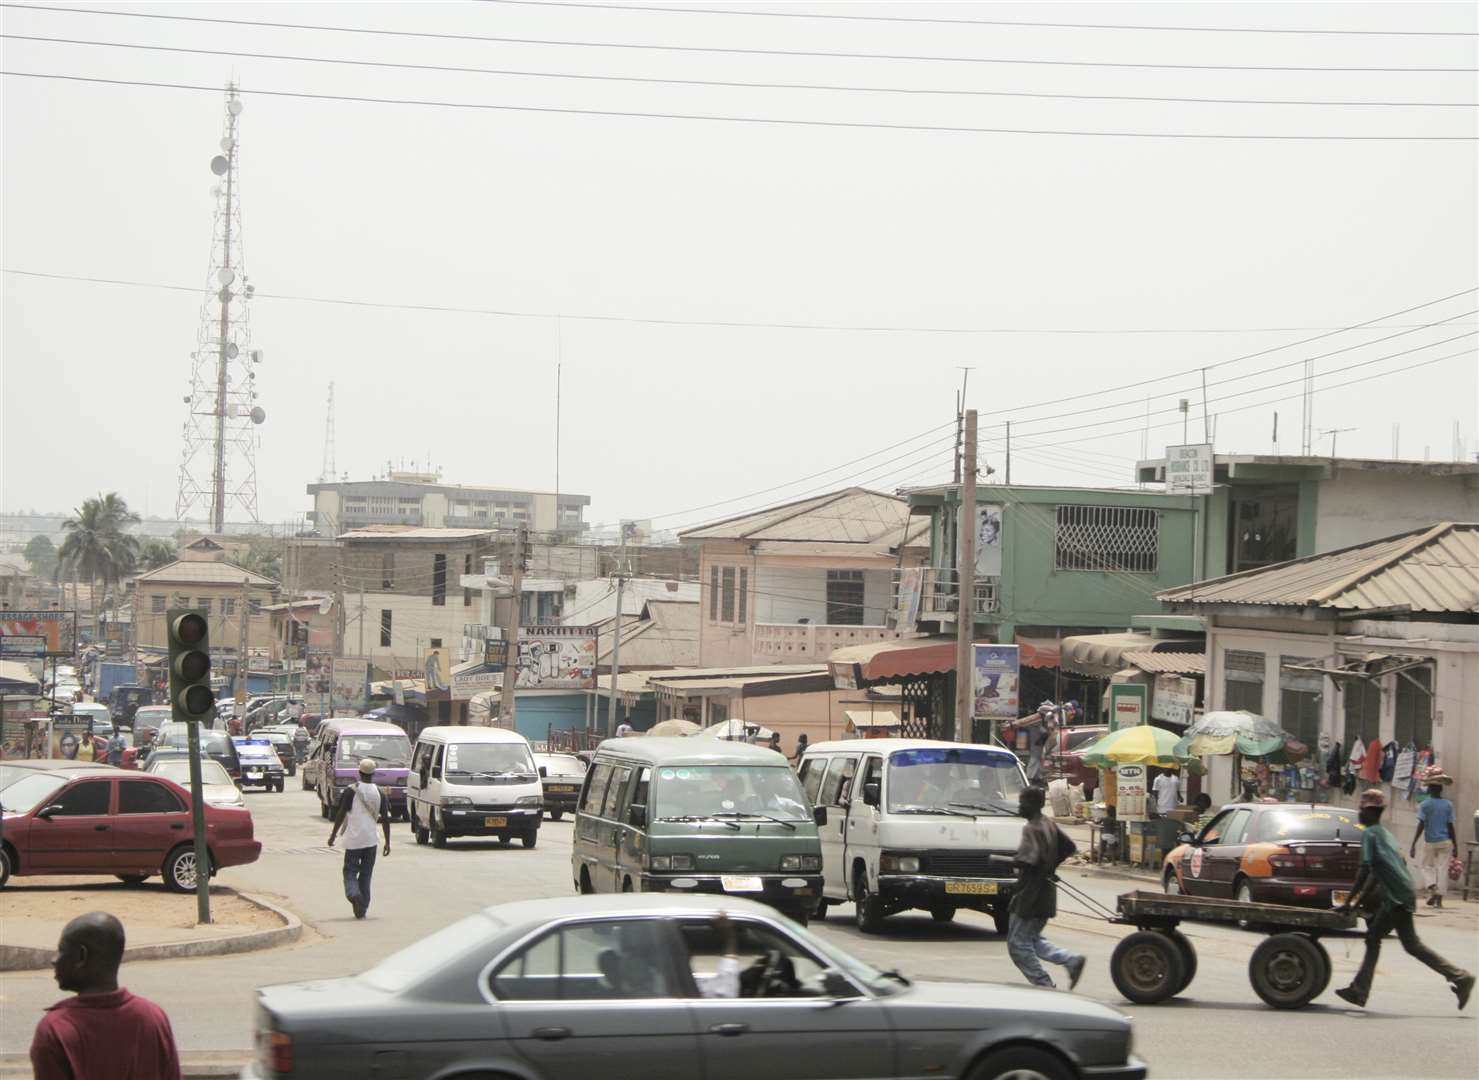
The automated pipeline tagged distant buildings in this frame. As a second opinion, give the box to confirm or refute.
[306,470,590,536]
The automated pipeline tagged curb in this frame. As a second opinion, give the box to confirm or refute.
[0,890,302,972]
[1,1052,250,1078]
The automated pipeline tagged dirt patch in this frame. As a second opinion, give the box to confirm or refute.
[0,879,283,933]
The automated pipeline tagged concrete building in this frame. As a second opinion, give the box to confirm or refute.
[678,488,929,668]
[131,561,279,653]
[306,470,590,536]
[176,534,251,564]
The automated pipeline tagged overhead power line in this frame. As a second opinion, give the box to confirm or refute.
[6,33,1472,109]
[3,4,1474,72]
[484,0,1479,38]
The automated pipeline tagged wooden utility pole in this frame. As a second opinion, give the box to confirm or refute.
[498,526,526,731]
[606,524,631,737]
[954,409,977,744]
[235,580,249,708]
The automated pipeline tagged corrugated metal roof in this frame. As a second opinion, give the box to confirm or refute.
[339,526,496,541]
[133,560,278,587]
[1158,522,1479,614]
[679,488,923,547]
[1121,650,1207,675]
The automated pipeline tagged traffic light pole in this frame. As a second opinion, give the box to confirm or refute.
[168,608,216,925]
[185,721,212,924]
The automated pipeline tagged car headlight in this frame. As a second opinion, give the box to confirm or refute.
[515,795,542,808]
[441,796,473,807]
[880,852,921,873]
[780,854,822,872]
[649,854,694,871]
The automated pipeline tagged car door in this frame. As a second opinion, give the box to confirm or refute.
[815,756,857,899]
[677,914,896,1080]
[619,767,652,886]
[491,917,699,1080]
[110,777,191,873]
[1206,808,1255,897]
[1178,808,1231,896]
[575,763,615,892]
[843,755,885,882]
[26,778,117,871]
[600,765,635,891]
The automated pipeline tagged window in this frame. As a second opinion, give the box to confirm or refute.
[1054,505,1159,573]
[430,637,442,648]
[1220,809,1254,846]
[248,599,263,616]
[1279,656,1322,750]
[464,554,473,607]
[1394,665,1433,748]
[382,552,394,589]
[857,756,884,803]
[721,567,736,622]
[1223,650,1265,714]
[1342,674,1381,747]
[631,767,651,810]
[150,595,166,614]
[818,756,859,808]
[432,553,447,606]
[709,566,719,621]
[826,570,865,625]
[601,766,633,819]
[581,763,613,813]
[380,609,393,647]
[50,780,111,816]
[678,917,830,999]
[1227,486,1298,573]
[491,920,678,1001]
[221,598,236,616]
[799,757,826,803]
[118,781,185,814]
[1254,807,1361,844]
[196,598,213,615]
[738,567,748,624]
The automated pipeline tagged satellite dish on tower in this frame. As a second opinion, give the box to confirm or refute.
[250,407,266,425]
[220,137,234,152]
[228,100,243,116]
[217,268,236,286]
[210,155,229,176]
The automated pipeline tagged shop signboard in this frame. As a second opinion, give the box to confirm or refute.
[330,657,370,712]
[1165,443,1214,497]
[0,635,47,658]
[894,567,923,632]
[972,644,1020,721]
[1151,674,1196,726]
[0,611,78,657]
[50,711,91,761]
[484,639,509,670]
[959,505,1004,578]
[1117,763,1148,822]
[452,668,502,701]
[514,626,597,690]
[829,661,861,691]
[1108,683,1148,732]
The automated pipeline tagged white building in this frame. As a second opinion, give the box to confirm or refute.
[308,470,590,536]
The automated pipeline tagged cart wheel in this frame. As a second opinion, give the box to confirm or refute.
[1308,938,1332,1000]
[1111,931,1187,1004]
[1165,929,1198,994]
[1249,933,1326,1009]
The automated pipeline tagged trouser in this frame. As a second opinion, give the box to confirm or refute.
[1419,839,1453,898]
[343,846,377,912]
[1008,913,1081,988]
[1349,903,1468,998]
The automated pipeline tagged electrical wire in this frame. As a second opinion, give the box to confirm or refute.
[8,71,1473,140]
[6,33,1473,109]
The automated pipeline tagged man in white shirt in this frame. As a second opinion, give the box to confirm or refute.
[691,914,744,998]
[1152,770,1181,817]
[327,758,391,919]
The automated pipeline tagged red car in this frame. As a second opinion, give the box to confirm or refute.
[999,721,1109,798]
[0,767,260,892]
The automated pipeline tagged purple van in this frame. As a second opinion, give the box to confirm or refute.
[309,719,412,820]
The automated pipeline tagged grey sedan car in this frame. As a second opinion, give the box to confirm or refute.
[246,894,1144,1080]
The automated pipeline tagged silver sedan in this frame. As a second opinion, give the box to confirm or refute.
[246,894,1145,1080]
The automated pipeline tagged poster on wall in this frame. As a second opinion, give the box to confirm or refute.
[515,626,597,689]
[330,657,370,712]
[1117,763,1148,822]
[972,644,1020,721]
[894,567,923,632]
[1151,674,1196,726]
[50,712,91,761]
[960,505,1004,578]
[1108,683,1148,732]
[424,649,451,695]
[304,647,331,696]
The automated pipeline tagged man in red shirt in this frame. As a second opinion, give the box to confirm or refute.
[30,912,183,1080]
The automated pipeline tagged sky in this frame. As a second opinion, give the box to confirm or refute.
[3,1,1476,537]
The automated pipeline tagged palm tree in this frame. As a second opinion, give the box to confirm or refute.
[139,538,176,571]
[57,493,141,637]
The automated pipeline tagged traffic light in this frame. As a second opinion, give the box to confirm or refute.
[167,608,215,724]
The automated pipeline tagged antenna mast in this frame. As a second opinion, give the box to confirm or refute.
[176,84,265,531]
[320,382,337,483]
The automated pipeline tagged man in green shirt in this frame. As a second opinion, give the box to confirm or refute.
[1335,789,1473,1010]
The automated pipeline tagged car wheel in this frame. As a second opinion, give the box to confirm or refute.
[930,907,957,923]
[992,903,1011,936]
[0,846,12,888]
[1163,867,1182,896]
[115,874,149,886]
[550,809,563,822]
[814,899,830,921]
[163,846,210,893]
[431,817,448,849]
[853,868,884,933]
[300,770,312,790]
[1235,879,1257,929]
[521,832,537,850]
[499,835,512,847]
[1110,930,1186,1005]
[412,808,430,845]
[1249,933,1327,1009]
[966,1045,1073,1080]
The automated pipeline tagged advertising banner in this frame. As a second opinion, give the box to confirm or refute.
[1117,763,1148,822]
[330,657,370,712]
[514,626,597,690]
[424,649,451,695]
[452,668,502,701]
[304,647,332,696]
[894,567,923,632]
[1165,443,1214,496]
[958,505,1004,579]
[1109,683,1148,732]
[1151,674,1197,726]
[972,644,1020,721]
[50,711,91,761]
[0,611,78,657]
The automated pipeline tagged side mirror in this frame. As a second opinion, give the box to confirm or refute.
[862,780,881,808]
[813,805,828,827]
[821,970,855,999]
[628,804,647,828]
[538,766,548,778]
[1178,832,1196,846]
[36,804,63,820]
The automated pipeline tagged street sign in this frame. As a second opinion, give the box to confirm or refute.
[0,635,47,658]
[1165,443,1214,496]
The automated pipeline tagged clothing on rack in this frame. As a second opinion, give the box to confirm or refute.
[1346,738,1367,778]
[1379,741,1398,783]
[1359,738,1383,783]
[1325,743,1344,788]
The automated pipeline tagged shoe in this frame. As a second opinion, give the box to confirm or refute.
[1067,955,1087,991]
[1454,974,1474,1011]
[1435,895,1444,909]
[1426,894,1438,907]
[1334,986,1367,1009]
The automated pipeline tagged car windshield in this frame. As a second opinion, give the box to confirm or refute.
[655,765,811,821]
[887,747,1025,814]
[200,733,233,755]
[237,745,278,763]
[534,754,585,778]
[361,910,505,994]
[1256,808,1362,843]
[153,760,233,787]
[337,733,411,767]
[0,773,70,814]
[443,743,534,779]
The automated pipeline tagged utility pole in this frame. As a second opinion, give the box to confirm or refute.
[1004,421,1011,486]
[606,523,631,737]
[498,526,526,731]
[952,367,973,484]
[954,410,977,744]
[235,580,249,708]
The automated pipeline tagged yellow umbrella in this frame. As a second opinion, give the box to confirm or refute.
[1079,724,1196,770]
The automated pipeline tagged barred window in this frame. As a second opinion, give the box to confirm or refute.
[1225,649,1266,713]
[1054,505,1159,573]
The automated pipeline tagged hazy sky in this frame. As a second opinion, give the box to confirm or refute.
[3,1,1476,535]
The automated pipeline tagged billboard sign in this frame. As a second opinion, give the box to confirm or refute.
[452,668,502,701]
[424,648,451,695]
[0,635,47,658]
[515,626,597,689]
[0,611,78,658]
[972,644,1020,721]
[958,506,1004,578]
[330,657,370,712]
[1109,683,1148,732]
[1152,674,1197,726]
[1117,763,1148,822]
[1165,443,1214,496]
[894,567,923,632]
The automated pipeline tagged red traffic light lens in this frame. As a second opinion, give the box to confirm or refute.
[173,611,208,646]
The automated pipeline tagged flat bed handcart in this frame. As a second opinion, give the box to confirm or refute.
[1105,890,1358,1009]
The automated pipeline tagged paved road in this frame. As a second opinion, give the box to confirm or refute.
[2,786,1475,1078]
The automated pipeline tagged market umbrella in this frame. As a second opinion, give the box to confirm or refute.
[646,719,701,738]
[699,718,774,741]
[1078,725,1198,770]
[1174,711,1306,760]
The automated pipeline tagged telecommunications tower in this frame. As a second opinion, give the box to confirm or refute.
[176,84,266,532]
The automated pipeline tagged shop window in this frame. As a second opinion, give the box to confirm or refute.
[826,570,865,626]
[1223,650,1265,714]
[1393,665,1433,749]
[1278,656,1322,750]
[1054,505,1159,573]
[432,553,447,606]
[1342,675,1381,747]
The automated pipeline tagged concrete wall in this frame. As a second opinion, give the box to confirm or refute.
[735,688,871,753]
[133,583,278,651]
[1315,470,1479,551]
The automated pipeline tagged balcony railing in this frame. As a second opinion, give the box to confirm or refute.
[752,622,905,660]
[894,567,1000,619]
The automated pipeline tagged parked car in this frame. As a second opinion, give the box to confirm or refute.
[130,705,173,744]
[145,758,245,809]
[246,894,1143,1080]
[533,751,587,820]
[1162,802,1362,910]
[234,739,286,792]
[1,760,114,792]
[0,767,260,890]
[147,728,243,781]
[308,719,411,821]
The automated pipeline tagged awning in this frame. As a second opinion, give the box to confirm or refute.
[1015,636,1062,669]
[827,637,956,685]
[844,709,900,730]
[1122,650,1206,675]
[1060,633,1155,678]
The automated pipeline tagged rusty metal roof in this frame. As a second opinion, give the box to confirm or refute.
[1158,522,1479,614]
[679,487,927,548]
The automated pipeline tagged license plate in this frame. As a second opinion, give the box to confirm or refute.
[945,880,998,895]
[484,816,507,828]
[1332,890,1349,907]
[721,875,764,893]
[550,785,576,792]
[246,770,262,778]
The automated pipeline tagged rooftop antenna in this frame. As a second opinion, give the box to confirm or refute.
[1319,426,1355,457]
[1300,359,1315,455]
[319,382,336,483]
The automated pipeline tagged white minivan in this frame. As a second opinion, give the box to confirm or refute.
[407,726,543,849]
[798,739,1029,934]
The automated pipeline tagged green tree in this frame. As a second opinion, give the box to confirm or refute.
[23,534,59,580]
[57,493,141,636]
[238,533,283,583]
[139,537,176,571]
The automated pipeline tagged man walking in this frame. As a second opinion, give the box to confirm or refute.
[1335,789,1472,1010]
[327,757,391,919]
[30,912,182,1080]
[1410,778,1457,909]
[1008,786,1085,990]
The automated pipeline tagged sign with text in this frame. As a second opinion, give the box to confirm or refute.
[1116,763,1148,822]
[0,635,47,658]
[1152,674,1197,726]
[0,611,78,658]
[1165,443,1214,496]
[515,626,597,690]
[330,657,370,712]
[452,668,502,701]
[972,644,1020,721]
[1108,683,1148,732]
